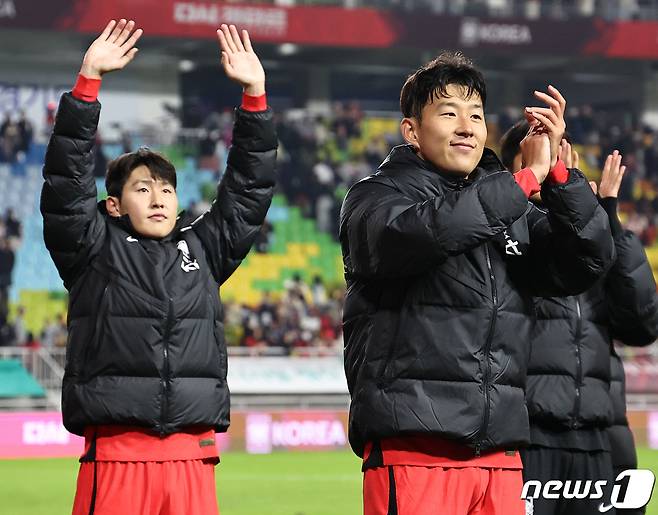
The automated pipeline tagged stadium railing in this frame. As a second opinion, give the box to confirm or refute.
[0,347,63,410]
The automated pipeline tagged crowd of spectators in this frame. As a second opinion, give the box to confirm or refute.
[5,98,658,354]
[274,102,399,239]
[557,105,658,247]
[224,274,344,356]
[0,111,33,163]
[270,100,658,249]
[1,273,343,357]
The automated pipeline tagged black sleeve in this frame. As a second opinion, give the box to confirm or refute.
[524,168,616,296]
[339,170,529,278]
[40,92,106,290]
[191,107,277,285]
[603,206,658,346]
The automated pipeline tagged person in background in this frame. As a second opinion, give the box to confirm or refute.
[500,121,658,515]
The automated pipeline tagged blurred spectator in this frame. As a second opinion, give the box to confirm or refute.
[311,275,328,307]
[120,125,133,154]
[253,221,273,253]
[13,305,26,346]
[41,314,67,348]
[221,278,344,355]
[275,101,401,240]
[16,110,33,157]
[45,101,57,136]
[53,313,68,347]
[0,237,15,309]
[5,208,22,242]
[24,331,40,350]
[0,113,20,163]
[0,110,35,163]
[93,133,108,178]
[41,318,58,348]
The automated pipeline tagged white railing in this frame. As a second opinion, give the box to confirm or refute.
[0,347,63,409]
[1,344,657,411]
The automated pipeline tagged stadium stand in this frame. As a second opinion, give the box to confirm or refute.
[0,359,45,398]
[2,102,658,346]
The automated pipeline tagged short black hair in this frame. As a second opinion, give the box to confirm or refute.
[106,147,177,198]
[400,51,487,120]
[500,120,529,172]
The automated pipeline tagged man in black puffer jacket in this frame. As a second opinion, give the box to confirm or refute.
[609,350,653,515]
[341,53,615,515]
[41,20,276,515]
[500,123,658,515]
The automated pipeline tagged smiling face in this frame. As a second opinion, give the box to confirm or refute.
[401,84,487,176]
[106,165,178,239]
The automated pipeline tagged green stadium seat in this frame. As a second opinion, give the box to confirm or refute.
[0,360,46,398]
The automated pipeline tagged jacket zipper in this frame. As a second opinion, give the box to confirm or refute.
[159,297,174,435]
[572,297,583,429]
[476,244,498,456]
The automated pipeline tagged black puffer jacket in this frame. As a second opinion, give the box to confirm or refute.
[527,218,658,433]
[609,352,637,471]
[340,144,615,457]
[41,93,277,436]
[607,227,658,477]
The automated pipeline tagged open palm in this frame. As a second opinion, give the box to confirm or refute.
[217,24,265,96]
[80,19,142,79]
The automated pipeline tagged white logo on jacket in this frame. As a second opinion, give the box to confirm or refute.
[504,230,522,256]
[177,240,200,272]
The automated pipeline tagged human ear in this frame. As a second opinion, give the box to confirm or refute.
[106,196,122,217]
[400,117,420,149]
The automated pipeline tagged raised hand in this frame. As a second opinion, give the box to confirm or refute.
[597,150,626,198]
[80,19,142,80]
[217,24,265,96]
[558,138,579,169]
[520,127,551,184]
[524,85,567,169]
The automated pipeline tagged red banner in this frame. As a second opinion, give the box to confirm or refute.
[0,0,396,48]
[1,0,658,58]
[583,19,658,59]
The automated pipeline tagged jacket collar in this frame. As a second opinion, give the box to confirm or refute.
[378,144,506,186]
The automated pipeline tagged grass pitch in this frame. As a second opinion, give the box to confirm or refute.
[0,448,656,514]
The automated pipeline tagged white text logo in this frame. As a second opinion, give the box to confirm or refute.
[460,18,532,47]
[521,470,655,512]
[22,421,70,445]
[504,230,522,255]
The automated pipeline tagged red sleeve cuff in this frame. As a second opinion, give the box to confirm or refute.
[241,93,267,112]
[546,159,569,185]
[514,168,541,198]
[72,74,102,102]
